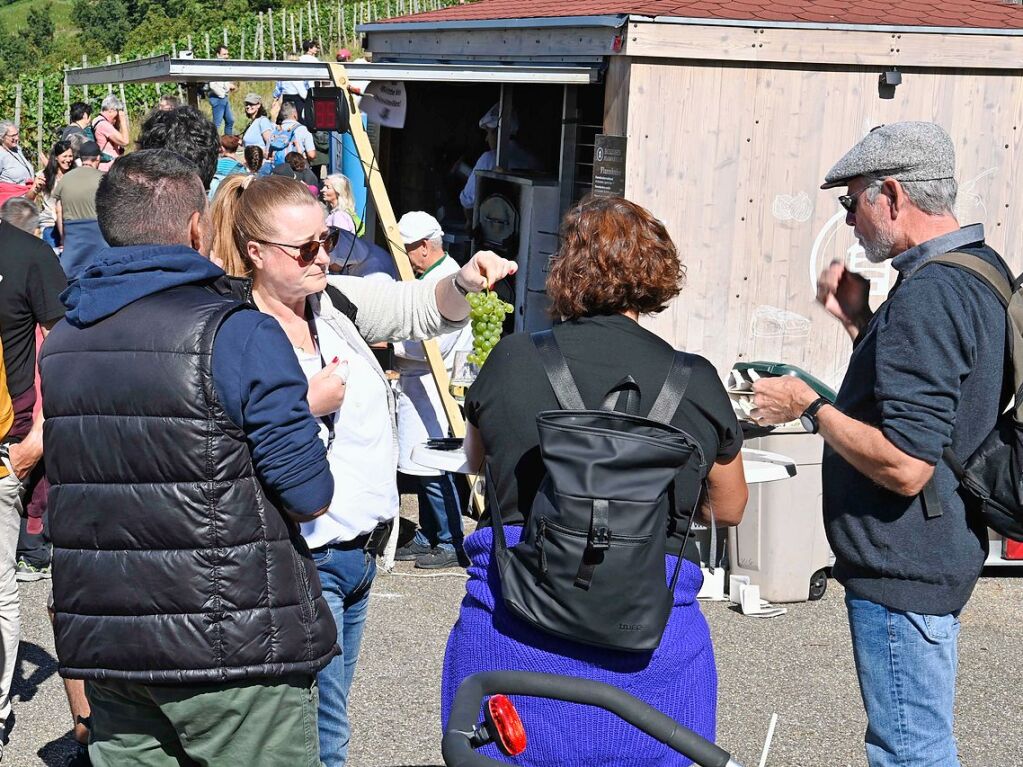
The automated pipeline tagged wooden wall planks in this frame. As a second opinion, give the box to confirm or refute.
[619,59,1023,387]
[626,22,1023,71]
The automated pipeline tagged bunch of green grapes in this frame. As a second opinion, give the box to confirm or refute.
[467,290,513,366]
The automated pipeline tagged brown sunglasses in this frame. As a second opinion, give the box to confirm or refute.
[256,227,341,265]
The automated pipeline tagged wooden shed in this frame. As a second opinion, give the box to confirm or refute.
[363,0,1023,386]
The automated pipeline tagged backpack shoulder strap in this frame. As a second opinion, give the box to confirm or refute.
[918,250,1014,517]
[647,351,695,424]
[531,330,585,410]
[927,251,1013,308]
[324,283,358,324]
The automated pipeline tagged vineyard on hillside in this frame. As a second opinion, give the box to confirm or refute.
[0,0,461,156]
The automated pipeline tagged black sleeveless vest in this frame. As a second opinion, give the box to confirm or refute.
[40,283,338,682]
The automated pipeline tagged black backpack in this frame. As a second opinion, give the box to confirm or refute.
[919,251,1023,541]
[487,331,706,653]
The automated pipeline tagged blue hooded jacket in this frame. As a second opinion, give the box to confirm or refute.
[60,245,332,515]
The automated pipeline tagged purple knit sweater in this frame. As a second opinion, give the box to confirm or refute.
[441,525,717,766]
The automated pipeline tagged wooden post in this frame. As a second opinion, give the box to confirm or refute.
[291,12,297,52]
[204,31,211,58]
[81,56,88,101]
[324,62,464,435]
[259,13,265,59]
[172,43,184,101]
[268,8,277,59]
[63,68,70,123]
[36,79,43,157]
[116,55,127,118]
[241,25,246,59]
[187,34,193,54]
[13,83,21,128]
[313,0,322,49]
[223,26,228,46]
[339,2,346,45]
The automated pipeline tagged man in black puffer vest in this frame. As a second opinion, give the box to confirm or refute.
[40,149,338,766]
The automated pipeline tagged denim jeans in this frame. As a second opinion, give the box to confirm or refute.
[845,591,962,767]
[0,455,23,722]
[413,473,463,552]
[313,544,376,767]
[208,96,234,135]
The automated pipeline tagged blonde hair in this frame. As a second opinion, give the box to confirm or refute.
[210,174,321,278]
[323,173,357,214]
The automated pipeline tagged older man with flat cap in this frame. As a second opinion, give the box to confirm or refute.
[753,122,1011,767]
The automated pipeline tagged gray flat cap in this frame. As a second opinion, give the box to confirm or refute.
[821,121,955,189]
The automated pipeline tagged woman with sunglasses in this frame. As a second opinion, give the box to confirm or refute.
[210,174,515,767]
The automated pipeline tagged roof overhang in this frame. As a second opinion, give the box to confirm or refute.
[646,14,1023,37]
[361,15,626,64]
[64,55,601,86]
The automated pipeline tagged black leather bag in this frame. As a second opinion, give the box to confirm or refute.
[488,331,706,653]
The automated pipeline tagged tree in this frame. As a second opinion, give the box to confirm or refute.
[25,4,55,51]
[72,0,132,53]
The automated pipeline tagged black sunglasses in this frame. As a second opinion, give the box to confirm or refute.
[256,227,341,265]
[838,184,881,215]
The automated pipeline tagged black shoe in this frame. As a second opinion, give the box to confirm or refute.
[394,539,432,561]
[415,547,463,570]
[65,742,91,766]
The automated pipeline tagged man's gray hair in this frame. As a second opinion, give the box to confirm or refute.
[279,101,298,119]
[101,95,124,112]
[865,174,957,216]
[1,197,40,234]
[428,235,444,250]
[0,120,15,137]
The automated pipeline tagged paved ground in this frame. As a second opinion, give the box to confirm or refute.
[6,505,1023,766]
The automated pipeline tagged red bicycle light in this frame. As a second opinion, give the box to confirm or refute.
[484,694,527,756]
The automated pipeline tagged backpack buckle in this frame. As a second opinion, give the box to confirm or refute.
[591,526,611,550]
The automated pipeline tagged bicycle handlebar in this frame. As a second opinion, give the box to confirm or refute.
[442,671,744,767]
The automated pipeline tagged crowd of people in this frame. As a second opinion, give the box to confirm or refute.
[0,43,1007,767]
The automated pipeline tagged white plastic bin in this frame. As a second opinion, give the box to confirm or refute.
[727,432,834,603]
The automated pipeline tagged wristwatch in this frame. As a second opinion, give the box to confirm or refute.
[799,397,830,434]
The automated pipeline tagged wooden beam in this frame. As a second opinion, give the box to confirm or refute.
[325,62,465,440]
[326,61,484,518]
[603,55,631,136]
[626,20,1023,70]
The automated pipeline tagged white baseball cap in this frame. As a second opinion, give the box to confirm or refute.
[479,103,519,134]
[398,211,444,244]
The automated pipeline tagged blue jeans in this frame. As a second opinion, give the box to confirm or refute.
[845,591,961,767]
[313,544,376,767]
[413,473,463,552]
[209,96,234,135]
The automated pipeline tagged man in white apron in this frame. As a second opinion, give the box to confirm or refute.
[393,212,472,569]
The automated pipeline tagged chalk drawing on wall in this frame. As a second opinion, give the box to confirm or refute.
[955,166,997,222]
[809,209,893,299]
[771,192,814,223]
[750,305,811,340]
[748,305,811,365]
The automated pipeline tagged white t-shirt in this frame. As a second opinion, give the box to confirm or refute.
[296,333,397,548]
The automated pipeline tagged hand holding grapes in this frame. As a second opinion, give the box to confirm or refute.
[456,249,518,292]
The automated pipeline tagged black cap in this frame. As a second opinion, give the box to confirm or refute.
[79,140,101,159]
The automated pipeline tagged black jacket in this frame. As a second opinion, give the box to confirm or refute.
[41,282,338,682]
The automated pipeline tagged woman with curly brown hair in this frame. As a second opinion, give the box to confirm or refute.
[442,195,749,766]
